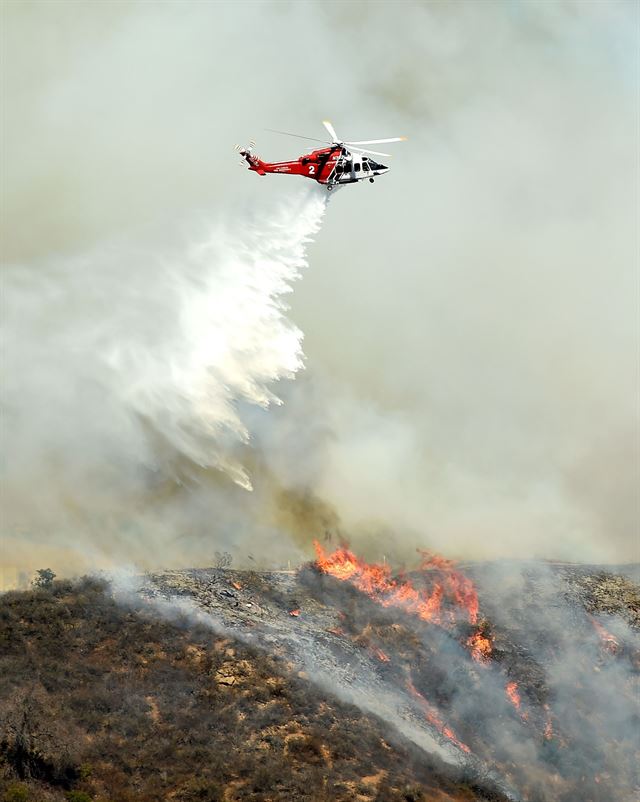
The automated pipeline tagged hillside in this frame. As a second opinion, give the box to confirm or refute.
[1,553,638,802]
[138,556,640,802]
[0,577,506,802]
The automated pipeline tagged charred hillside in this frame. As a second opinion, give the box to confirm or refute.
[138,552,639,802]
[0,577,507,802]
[1,552,638,802]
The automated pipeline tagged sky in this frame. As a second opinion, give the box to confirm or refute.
[1,0,638,584]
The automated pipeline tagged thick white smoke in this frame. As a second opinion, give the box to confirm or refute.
[1,188,327,581]
[1,1,637,580]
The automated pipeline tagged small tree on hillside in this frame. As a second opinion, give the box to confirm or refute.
[32,568,56,589]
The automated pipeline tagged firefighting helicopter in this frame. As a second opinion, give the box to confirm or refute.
[235,120,406,191]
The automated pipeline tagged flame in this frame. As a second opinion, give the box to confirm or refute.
[590,617,619,654]
[372,647,390,662]
[407,679,471,753]
[505,680,529,721]
[313,542,479,626]
[289,608,300,617]
[467,630,493,663]
[419,551,479,624]
[231,581,242,590]
[327,626,345,637]
[506,681,521,709]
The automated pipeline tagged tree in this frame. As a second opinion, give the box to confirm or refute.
[0,686,79,784]
[31,569,56,589]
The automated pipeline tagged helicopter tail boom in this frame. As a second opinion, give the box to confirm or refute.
[237,144,335,182]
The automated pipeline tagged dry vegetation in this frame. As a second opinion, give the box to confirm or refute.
[0,578,505,802]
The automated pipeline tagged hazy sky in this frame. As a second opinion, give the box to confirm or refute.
[1,0,638,582]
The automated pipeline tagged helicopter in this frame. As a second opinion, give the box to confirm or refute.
[235,120,406,191]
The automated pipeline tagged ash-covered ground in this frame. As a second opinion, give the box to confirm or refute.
[140,556,640,802]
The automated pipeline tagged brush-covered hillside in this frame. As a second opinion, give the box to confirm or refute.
[0,577,506,802]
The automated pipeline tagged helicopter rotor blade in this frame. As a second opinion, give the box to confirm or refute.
[345,137,407,145]
[323,120,339,142]
[265,128,330,144]
[349,146,392,158]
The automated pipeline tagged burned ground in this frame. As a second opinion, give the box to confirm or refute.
[139,559,640,802]
[1,558,637,802]
[0,576,508,802]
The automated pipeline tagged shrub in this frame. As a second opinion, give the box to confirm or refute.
[178,779,224,802]
[286,734,324,765]
[402,786,426,802]
[3,784,29,802]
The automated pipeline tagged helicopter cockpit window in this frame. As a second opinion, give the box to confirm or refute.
[354,163,361,172]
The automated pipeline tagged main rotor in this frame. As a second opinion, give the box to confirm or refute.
[265,120,406,159]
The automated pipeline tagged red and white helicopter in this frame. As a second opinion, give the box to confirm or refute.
[236,120,406,191]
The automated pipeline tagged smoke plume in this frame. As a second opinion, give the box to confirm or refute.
[1,0,638,581]
[1,188,327,580]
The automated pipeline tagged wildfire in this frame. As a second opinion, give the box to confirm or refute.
[467,630,493,663]
[590,617,619,654]
[327,626,345,637]
[313,541,479,626]
[419,551,479,624]
[289,608,301,617]
[407,679,471,754]
[372,647,390,662]
[505,680,529,721]
[505,681,521,709]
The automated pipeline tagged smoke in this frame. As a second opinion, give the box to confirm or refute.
[132,555,640,800]
[1,0,638,581]
[1,187,327,580]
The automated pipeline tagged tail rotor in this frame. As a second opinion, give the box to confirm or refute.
[235,140,256,166]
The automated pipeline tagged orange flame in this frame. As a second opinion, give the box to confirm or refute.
[590,617,619,654]
[289,608,300,617]
[313,541,479,626]
[372,647,390,662]
[505,680,529,721]
[419,551,479,624]
[327,626,345,637]
[506,681,521,709]
[467,630,493,663]
[407,679,471,753]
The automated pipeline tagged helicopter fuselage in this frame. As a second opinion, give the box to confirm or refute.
[240,146,389,190]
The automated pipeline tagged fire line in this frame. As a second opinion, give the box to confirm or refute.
[313,541,480,627]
